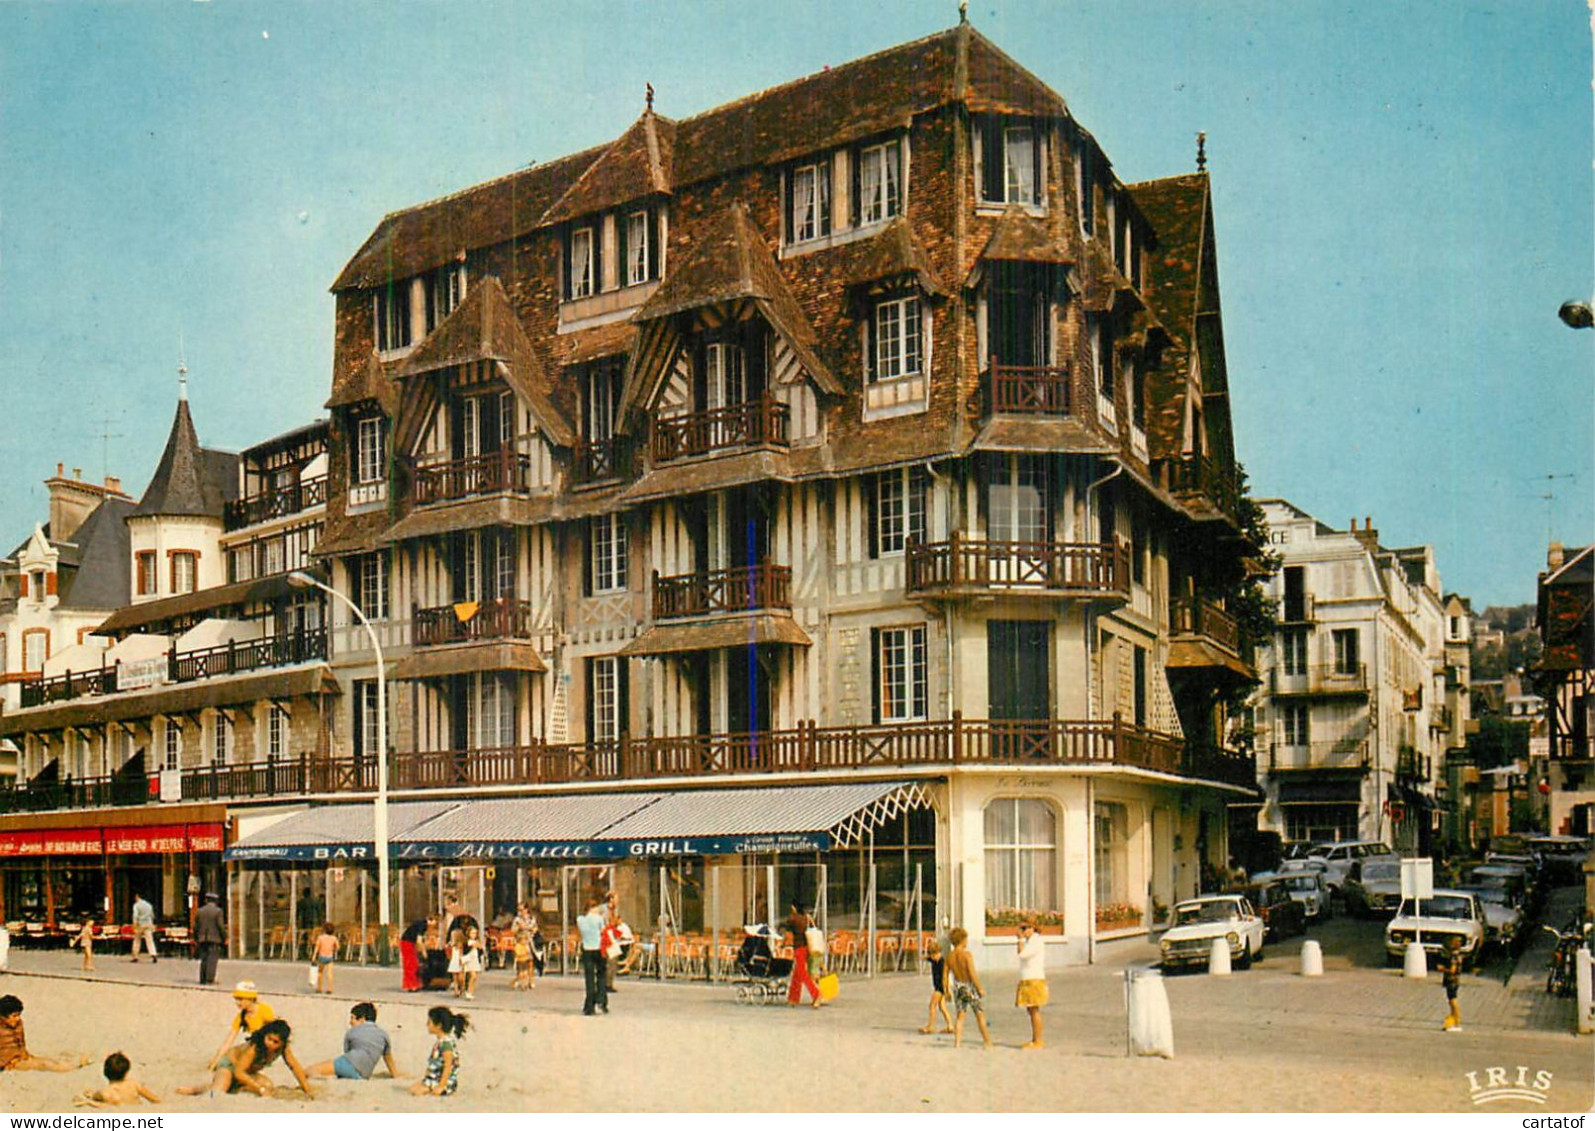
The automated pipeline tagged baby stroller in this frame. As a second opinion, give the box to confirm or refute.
[732,924,792,1004]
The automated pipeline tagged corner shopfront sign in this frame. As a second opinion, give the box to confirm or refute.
[0,823,224,857]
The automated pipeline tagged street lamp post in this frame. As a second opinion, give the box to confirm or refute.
[287,570,390,957]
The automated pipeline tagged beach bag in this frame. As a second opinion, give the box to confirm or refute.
[804,924,825,956]
[817,971,840,1001]
[306,963,319,988]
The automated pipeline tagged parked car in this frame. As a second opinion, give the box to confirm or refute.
[1310,841,1394,895]
[1481,856,1544,915]
[1344,855,1403,917]
[1262,867,1332,921]
[1240,878,1308,941]
[1159,895,1268,970]
[1384,890,1486,968]
[1454,884,1524,953]
[1524,835,1593,883]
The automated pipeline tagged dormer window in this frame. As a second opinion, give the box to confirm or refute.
[375,283,412,352]
[872,296,922,382]
[426,264,466,332]
[566,225,598,299]
[856,139,902,226]
[978,118,1044,207]
[625,210,655,286]
[1074,134,1095,235]
[355,416,386,486]
[787,159,831,244]
[29,571,45,603]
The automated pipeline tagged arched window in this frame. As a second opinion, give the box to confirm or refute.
[983,797,1058,925]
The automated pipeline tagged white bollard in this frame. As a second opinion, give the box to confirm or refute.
[1300,938,1323,977]
[1576,947,1592,1035]
[1208,936,1232,976]
[1403,941,1427,979]
[1124,967,1175,1057]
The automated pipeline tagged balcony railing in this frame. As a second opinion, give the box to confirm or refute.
[1397,749,1432,782]
[986,358,1072,416]
[1270,663,1369,696]
[0,775,149,815]
[1156,453,1240,520]
[411,451,533,506]
[1182,742,1259,790]
[19,665,118,708]
[413,597,534,647]
[1268,740,1369,773]
[653,562,792,620]
[650,396,789,463]
[169,628,328,683]
[1171,596,1241,655]
[1277,594,1316,624]
[571,436,629,485]
[223,475,328,531]
[906,535,1129,600]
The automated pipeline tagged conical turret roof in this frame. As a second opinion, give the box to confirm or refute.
[131,398,236,518]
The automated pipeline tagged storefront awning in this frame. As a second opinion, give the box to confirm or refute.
[224,780,931,861]
[1277,777,1362,805]
[618,615,811,657]
[0,821,224,857]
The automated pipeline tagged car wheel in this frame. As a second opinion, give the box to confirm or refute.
[1237,941,1253,970]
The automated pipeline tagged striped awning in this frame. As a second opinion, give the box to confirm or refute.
[224,780,932,861]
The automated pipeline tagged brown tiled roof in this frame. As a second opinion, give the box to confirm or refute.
[978,206,1073,265]
[312,511,390,558]
[335,26,1070,293]
[331,147,603,292]
[619,449,796,504]
[539,111,676,227]
[381,496,557,543]
[969,417,1115,455]
[326,350,399,413]
[555,321,638,367]
[131,400,238,519]
[618,614,810,656]
[394,277,575,448]
[1128,173,1206,347]
[841,217,949,296]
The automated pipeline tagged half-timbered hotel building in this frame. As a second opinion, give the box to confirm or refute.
[1,19,1257,968]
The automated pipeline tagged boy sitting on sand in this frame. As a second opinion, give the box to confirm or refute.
[0,995,89,1073]
[74,1052,159,1106]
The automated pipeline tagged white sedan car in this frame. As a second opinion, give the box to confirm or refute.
[1384,890,1486,968]
[1259,868,1332,921]
[1159,895,1268,970]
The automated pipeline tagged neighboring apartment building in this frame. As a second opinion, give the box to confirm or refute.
[1534,543,1593,836]
[0,20,1260,966]
[1252,504,1450,853]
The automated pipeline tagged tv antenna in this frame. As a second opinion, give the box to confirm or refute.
[96,412,125,486]
[1535,472,1577,543]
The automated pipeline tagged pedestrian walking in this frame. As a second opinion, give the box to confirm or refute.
[410,1006,469,1097]
[919,938,952,1033]
[129,893,157,963]
[460,925,484,1000]
[784,901,825,1007]
[1015,918,1048,1049]
[75,919,96,972]
[944,928,993,1049]
[312,923,339,994]
[194,893,225,985]
[399,915,433,992]
[207,982,276,1073]
[577,893,609,1015]
[1438,935,1464,1032]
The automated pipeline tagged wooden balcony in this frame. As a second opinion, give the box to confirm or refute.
[169,629,328,683]
[0,774,150,815]
[650,396,789,463]
[1156,453,1240,521]
[652,562,791,620]
[905,534,1129,601]
[413,597,534,647]
[1171,597,1241,656]
[985,358,1072,416]
[571,436,630,485]
[223,475,328,531]
[410,451,533,506]
[19,665,118,708]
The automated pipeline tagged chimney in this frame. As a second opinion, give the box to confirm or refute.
[105,474,123,495]
[1548,542,1565,570]
[1352,515,1380,555]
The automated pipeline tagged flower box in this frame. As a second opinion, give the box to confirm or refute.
[985,924,1065,937]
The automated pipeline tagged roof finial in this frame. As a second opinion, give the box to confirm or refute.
[646,82,654,112]
[1196,131,1207,172]
[177,332,189,402]
[958,0,969,24]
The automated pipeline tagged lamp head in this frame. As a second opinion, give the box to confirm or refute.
[286,570,318,590]
[1558,300,1594,329]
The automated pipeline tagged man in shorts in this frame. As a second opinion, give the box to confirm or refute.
[305,1003,399,1080]
[943,928,993,1048]
[1015,918,1048,1048]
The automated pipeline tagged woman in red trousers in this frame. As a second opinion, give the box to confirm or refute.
[784,902,824,1008]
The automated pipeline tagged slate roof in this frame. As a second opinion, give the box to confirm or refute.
[332,25,1069,293]
[54,498,134,610]
[131,399,239,519]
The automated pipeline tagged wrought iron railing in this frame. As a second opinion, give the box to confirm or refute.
[652,563,791,620]
[905,534,1129,599]
[650,396,789,463]
[413,598,534,647]
[411,451,533,505]
[223,475,328,531]
[986,358,1072,416]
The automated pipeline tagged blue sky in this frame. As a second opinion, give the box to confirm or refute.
[1,0,1589,608]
